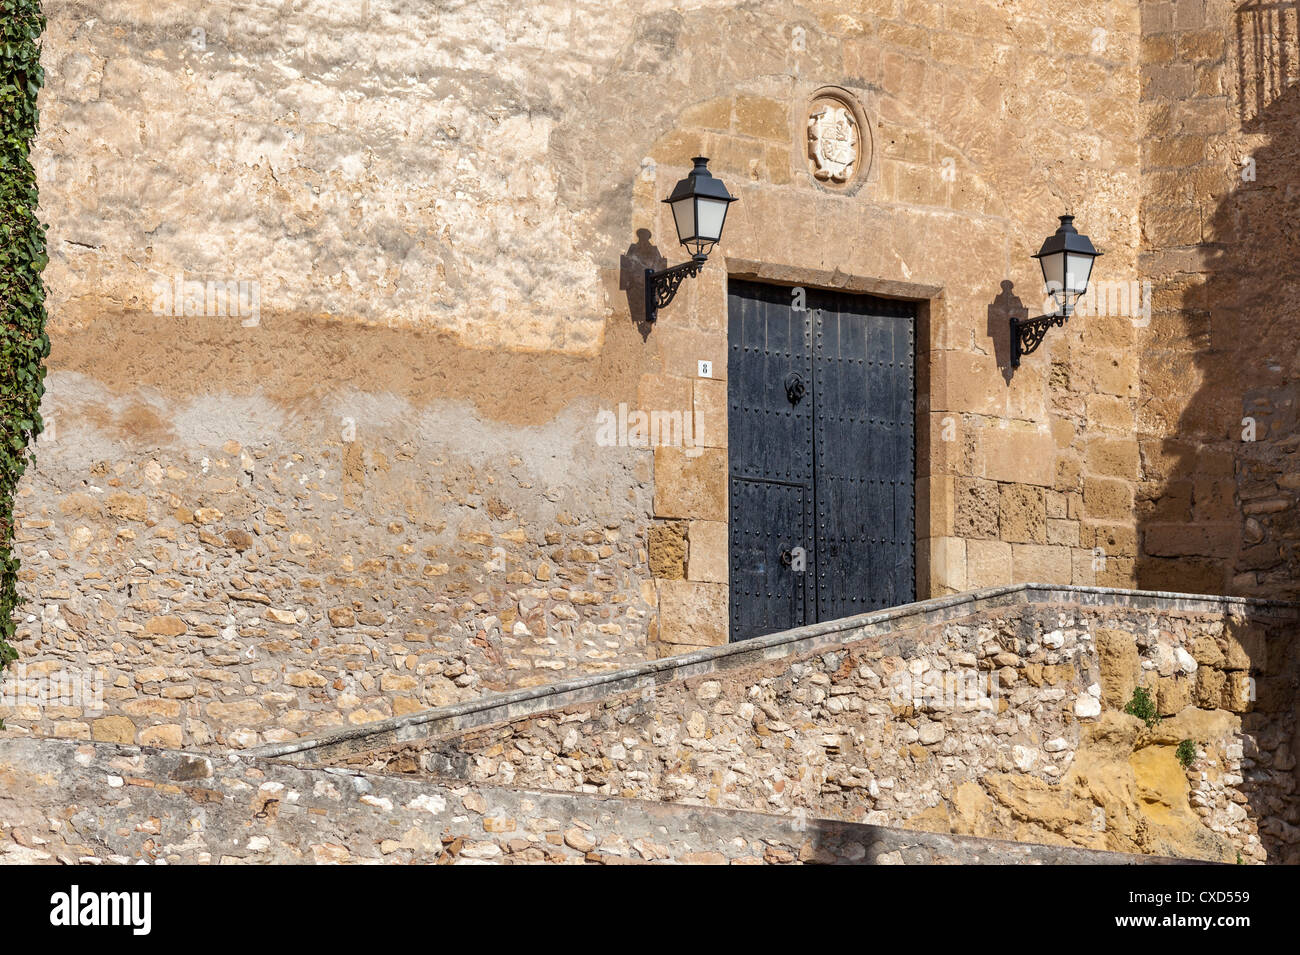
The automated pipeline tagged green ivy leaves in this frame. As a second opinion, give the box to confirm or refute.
[0,0,49,673]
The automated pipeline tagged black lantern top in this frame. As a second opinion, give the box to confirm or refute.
[1031,214,1102,316]
[663,157,737,260]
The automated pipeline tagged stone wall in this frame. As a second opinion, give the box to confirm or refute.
[0,737,1193,865]
[7,400,654,749]
[1136,0,1300,599]
[11,2,1300,866]
[14,0,1149,697]
[299,586,1300,863]
[18,0,1296,759]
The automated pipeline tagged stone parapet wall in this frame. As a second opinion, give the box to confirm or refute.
[0,737,1194,865]
[292,586,1299,863]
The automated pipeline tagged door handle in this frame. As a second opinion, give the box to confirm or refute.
[784,372,806,404]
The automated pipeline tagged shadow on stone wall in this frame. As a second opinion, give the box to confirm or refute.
[1138,2,1300,859]
[986,279,1028,385]
[620,228,669,335]
[1138,14,1300,600]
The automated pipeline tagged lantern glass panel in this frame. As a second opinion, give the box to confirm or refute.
[670,197,696,246]
[696,195,730,244]
[1066,251,1094,296]
[1039,250,1065,304]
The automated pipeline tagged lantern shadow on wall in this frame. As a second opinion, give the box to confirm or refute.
[619,228,666,335]
[987,280,1028,385]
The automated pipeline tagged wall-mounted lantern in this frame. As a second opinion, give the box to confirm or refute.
[645,157,737,322]
[1011,215,1102,367]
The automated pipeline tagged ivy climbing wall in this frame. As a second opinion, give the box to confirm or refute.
[0,0,50,675]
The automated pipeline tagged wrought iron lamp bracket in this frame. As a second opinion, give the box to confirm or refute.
[644,257,706,323]
[1011,311,1069,368]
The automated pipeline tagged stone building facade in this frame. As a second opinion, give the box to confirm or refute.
[3,0,1295,756]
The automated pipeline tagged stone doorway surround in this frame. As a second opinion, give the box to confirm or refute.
[647,255,941,655]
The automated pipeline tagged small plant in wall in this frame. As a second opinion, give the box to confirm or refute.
[0,0,51,675]
[1123,686,1161,728]
[1176,739,1198,769]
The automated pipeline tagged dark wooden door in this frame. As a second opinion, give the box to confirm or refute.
[727,279,915,641]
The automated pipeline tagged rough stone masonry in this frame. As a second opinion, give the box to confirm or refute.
[3,0,1299,866]
[273,586,1300,864]
[0,735,1196,865]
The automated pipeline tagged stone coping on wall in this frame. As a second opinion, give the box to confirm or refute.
[0,738,1202,865]
[247,583,1299,765]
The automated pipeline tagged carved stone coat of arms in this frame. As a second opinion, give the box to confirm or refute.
[807,104,858,183]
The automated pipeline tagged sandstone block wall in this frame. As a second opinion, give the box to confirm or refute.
[1136,0,1300,599]
[316,588,1300,863]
